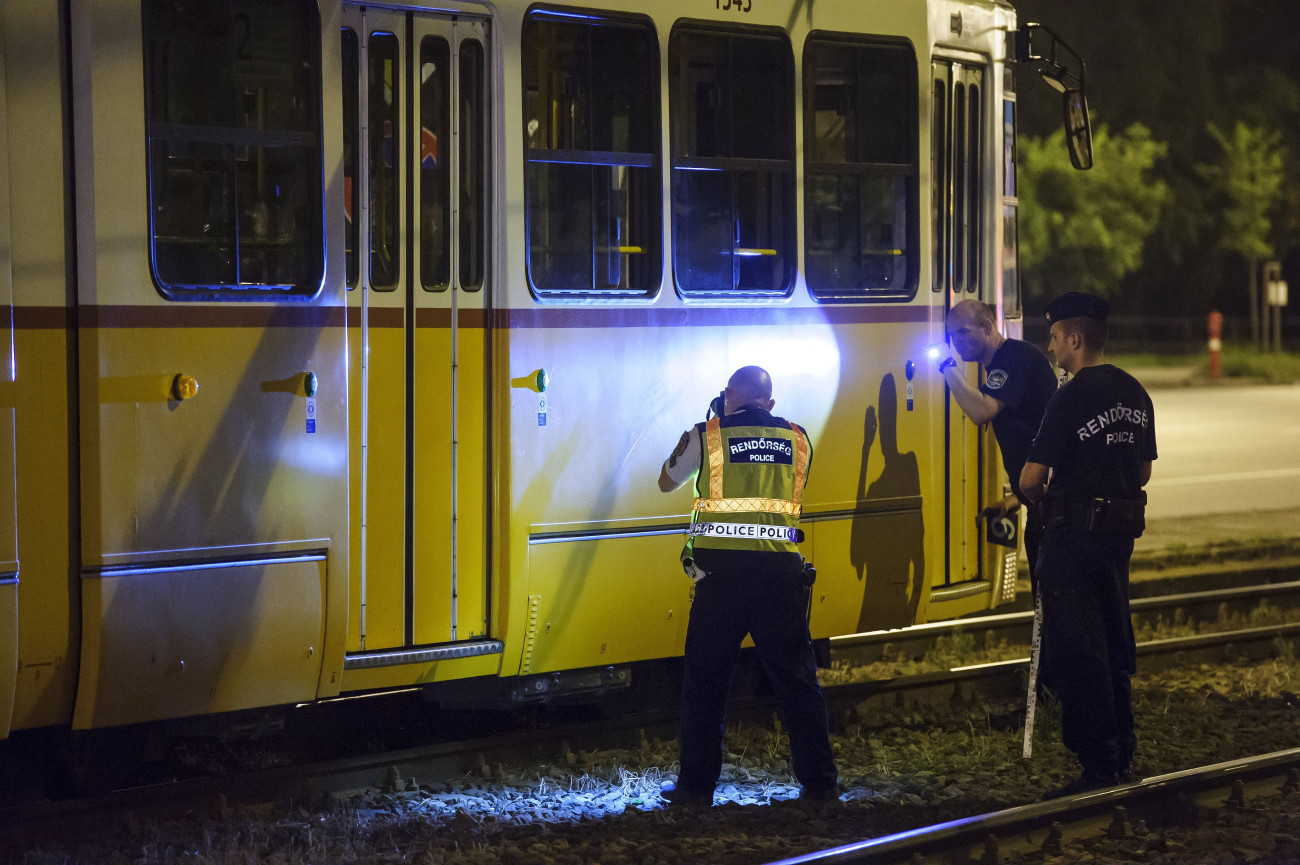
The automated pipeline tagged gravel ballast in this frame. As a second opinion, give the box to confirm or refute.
[5,656,1300,864]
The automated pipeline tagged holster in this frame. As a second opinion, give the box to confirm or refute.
[1040,492,1146,538]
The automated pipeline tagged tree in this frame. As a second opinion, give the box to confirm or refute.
[1196,122,1286,348]
[1018,123,1168,303]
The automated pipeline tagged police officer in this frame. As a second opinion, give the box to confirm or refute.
[1019,292,1157,798]
[657,365,839,807]
[936,300,1056,584]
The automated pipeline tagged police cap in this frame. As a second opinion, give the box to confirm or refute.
[1043,292,1109,324]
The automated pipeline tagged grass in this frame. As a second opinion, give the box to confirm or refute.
[1108,352,1202,368]
[1204,345,1300,384]
[1109,345,1300,384]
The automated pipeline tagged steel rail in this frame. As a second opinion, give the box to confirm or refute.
[823,620,1300,720]
[0,708,684,842]
[763,746,1300,864]
[831,579,1300,666]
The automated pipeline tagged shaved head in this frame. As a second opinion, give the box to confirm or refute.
[945,300,1003,365]
[724,365,775,415]
[947,300,997,329]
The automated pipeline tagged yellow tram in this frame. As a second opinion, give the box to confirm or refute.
[0,0,1086,744]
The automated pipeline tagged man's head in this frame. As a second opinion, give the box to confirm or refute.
[945,300,1003,365]
[724,365,775,415]
[1044,292,1109,373]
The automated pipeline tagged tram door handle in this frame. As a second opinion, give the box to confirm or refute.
[171,374,199,401]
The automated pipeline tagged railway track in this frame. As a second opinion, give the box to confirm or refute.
[0,706,683,843]
[824,619,1300,730]
[4,584,1298,840]
[832,578,1300,670]
[763,746,1300,864]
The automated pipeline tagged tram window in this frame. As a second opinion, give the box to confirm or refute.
[143,0,323,300]
[459,40,486,291]
[931,78,947,293]
[953,82,967,294]
[420,37,451,291]
[343,29,359,288]
[670,27,795,296]
[1003,98,1017,199]
[966,83,981,293]
[368,33,400,291]
[1002,87,1021,318]
[803,37,917,300]
[522,11,660,297]
[1002,205,1019,316]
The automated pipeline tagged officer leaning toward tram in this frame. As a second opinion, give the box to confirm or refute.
[935,300,1057,588]
[656,365,839,808]
[1018,292,1157,799]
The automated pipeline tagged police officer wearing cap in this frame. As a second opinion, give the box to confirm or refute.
[657,365,839,808]
[1019,292,1157,799]
[936,300,1056,586]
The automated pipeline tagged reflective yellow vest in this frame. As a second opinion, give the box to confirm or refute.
[682,411,811,565]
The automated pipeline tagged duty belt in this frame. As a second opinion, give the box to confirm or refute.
[1041,492,1146,537]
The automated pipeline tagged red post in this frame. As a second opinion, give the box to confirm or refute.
[1207,310,1224,380]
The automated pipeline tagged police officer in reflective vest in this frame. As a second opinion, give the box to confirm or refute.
[1019,293,1157,799]
[657,365,839,807]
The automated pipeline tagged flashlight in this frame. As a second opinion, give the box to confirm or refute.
[926,344,943,360]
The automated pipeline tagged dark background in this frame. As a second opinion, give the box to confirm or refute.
[1011,0,1300,330]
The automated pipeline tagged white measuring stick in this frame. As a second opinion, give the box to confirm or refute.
[1022,588,1043,760]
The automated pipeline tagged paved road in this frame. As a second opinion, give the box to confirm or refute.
[1144,384,1300,520]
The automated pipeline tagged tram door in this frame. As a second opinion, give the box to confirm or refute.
[0,35,16,737]
[342,8,491,651]
[932,59,985,586]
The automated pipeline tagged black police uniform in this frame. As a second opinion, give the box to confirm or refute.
[674,407,838,802]
[981,338,1056,579]
[1027,297,1157,786]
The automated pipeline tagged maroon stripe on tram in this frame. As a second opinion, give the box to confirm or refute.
[496,304,930,329]
[12,303,937,330]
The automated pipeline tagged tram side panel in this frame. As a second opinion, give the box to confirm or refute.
[4,0,81,735]
[68,0,350,730]
[0,6,18,740]
[497,309,948,677]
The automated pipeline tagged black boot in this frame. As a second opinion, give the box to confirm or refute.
[660,781,713,808]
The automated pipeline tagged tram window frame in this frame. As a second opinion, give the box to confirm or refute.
[366,32,401,292]
[1001,63,1021,319]
[458,39,488,292]
[419,35,452,292]
[669,23,796,298]
[802,34,919,302]
[343,28,359,288]
[522,8,662,299]
[142,0,325,301]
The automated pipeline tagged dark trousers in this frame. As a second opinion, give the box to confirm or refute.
[676,549,838,795]
[1035,528,1137,777]
[1024,506,1043,587]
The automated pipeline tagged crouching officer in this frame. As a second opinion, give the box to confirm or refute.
[657,365,839,807]
[1019,293,1157,799]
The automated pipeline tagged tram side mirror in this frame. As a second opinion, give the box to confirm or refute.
[1016,22,1094,170]
[1063,89,1093,170]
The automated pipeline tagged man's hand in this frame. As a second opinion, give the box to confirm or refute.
[978,492,1021,523]
[934,352,957,373]
[1019,462,1049,505]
